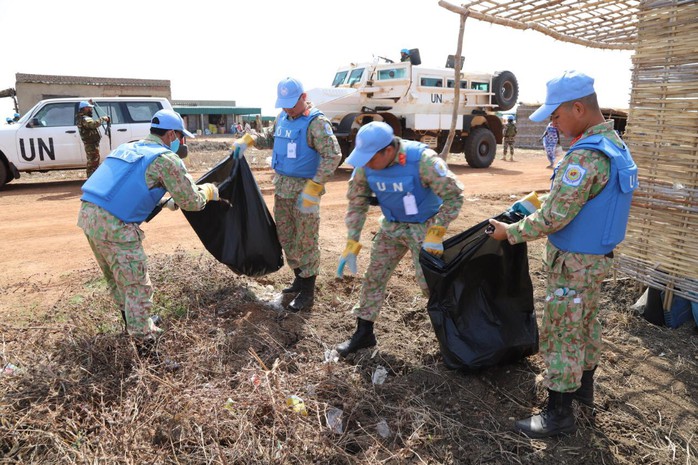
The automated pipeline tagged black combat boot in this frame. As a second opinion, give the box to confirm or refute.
[573,366,597,407]
[282,268,303,294]
[514,389,577,438]
[337,318,377,357]
[288,275,316,312]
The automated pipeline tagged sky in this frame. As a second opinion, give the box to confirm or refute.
[0,0,634,119]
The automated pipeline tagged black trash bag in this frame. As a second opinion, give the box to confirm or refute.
[419,211,538,371]
[183,153,284,276]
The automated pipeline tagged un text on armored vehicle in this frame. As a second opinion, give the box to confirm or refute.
[306,50,518,168]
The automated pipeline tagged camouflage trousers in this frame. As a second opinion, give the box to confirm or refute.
[274,195,320,277]
[541,242,613,392]
[85,234,157,338]
[351,222,429,322]
[502,138,515,157]
[85,143,101,178]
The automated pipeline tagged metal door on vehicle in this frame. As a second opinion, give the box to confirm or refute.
[92,101,129,158]
[16,102,84,169]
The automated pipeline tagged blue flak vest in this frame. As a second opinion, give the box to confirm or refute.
[548,134,638,255]
[365,141,443,223]
[272,108,322,178]
[81,142,169,224]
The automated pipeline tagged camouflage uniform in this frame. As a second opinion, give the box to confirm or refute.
[502,121,517,160]
[77,134,209,338]
[77,111,104,177]
[505,121,619,393]
[272,105,341,278]
[346,143,464,322]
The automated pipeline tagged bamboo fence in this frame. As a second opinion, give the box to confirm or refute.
[617,0,698,301]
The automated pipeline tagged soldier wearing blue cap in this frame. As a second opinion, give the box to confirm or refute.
[502,115,517,161]
[400,49,411,62]
[78,109,223,351]
[271,77,342,312]
[77,100,110,177]
[487,70,638,438]
[335,121,464,357]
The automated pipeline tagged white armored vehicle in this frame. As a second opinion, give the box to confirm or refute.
[307,50,518,168]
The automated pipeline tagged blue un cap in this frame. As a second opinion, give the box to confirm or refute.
[151,109,195,138]
[275,77,304,108]
[78,101,93,110]
[345,121,394,168]
[529,70,596,122]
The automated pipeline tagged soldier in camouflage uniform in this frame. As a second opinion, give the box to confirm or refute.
[501,115,517,161]
[271,77,342,312]
[77,101,110,178]
[335,122,464,357]
[488,71,637,438]
[78,109,222,346]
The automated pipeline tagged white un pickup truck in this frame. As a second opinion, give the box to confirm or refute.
[0,96,172,188]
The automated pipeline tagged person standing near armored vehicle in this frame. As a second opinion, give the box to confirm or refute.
[272,77,342,312]
[502,115,517,161]
[77,100,109,178]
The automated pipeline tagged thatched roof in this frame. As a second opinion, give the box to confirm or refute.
[439,0,641,50]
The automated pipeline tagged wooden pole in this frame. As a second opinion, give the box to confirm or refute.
[439,10,468,161]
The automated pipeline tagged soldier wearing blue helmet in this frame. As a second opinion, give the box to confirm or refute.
[78,109,223,353]
[488,70,638,438]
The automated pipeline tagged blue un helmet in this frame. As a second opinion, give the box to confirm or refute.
[401,48,409,54]
[508,115,515,122]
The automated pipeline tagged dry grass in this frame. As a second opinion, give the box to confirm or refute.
[1,197,697,464]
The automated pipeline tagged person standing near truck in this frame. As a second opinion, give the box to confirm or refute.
[77,109,222,351]
[272,76,342,312]
[77,100,109,178]
[501,115,517,161]
[487,70,637,438]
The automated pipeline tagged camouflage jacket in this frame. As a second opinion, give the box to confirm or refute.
[78,134,208,242]
[506,121,617,245]
[77,112,103,144]
[345,141,465,242]
[271,105,342,199]
[503,122,517,138]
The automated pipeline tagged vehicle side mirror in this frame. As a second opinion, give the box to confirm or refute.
[27,118,41,128]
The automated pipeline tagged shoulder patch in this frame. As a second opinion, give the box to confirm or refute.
[324,122,333,136]
[433,158,448,177]
[561,164,586,187]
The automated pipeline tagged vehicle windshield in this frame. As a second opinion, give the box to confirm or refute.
[332,71,349,87]
[347,68,365,86]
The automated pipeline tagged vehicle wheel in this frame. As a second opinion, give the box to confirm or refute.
[492,70,519,111]
[464,126,496,168]
[0,161,8,189]
[338,138,353,165]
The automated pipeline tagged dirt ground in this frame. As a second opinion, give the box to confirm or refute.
[0,140,696,464]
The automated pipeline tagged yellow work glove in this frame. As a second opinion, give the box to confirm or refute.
[422,225,447,256]
[510,191,541,217]
[297,180,323,214]
[232,133,256,159]
[337,239,363,278]
[200,183,219,202]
